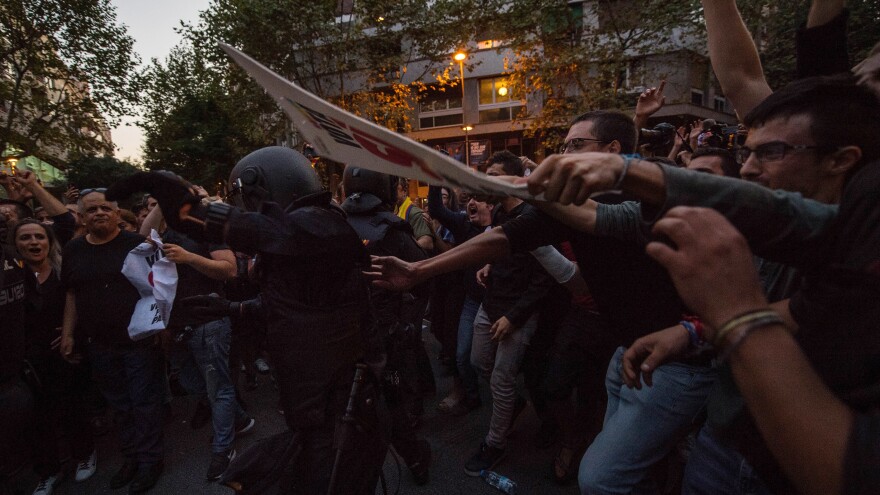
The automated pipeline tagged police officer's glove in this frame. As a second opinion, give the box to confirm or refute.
[180,295,240,319]
[106,171,208,240]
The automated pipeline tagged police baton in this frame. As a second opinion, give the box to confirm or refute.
[327,363,368,495]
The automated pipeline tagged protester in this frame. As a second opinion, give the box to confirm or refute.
[59,190,164,494]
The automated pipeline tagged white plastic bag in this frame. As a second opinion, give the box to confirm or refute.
[121,229,178,341]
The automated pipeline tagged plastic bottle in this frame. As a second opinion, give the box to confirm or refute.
[480,470,517,494]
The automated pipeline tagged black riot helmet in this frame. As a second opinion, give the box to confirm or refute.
[341,166,397,210]
[228,146,324,212]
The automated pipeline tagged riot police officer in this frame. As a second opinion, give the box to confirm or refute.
[106,147,386,494]
[341,167,432,485]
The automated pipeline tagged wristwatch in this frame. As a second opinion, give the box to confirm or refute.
[204,201,234,243]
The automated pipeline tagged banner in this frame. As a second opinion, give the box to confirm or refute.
[218,43,534,200]
[121,230,178,341]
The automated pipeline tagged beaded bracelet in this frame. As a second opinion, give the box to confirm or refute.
[717,313,786,363]
[711,309,778,349]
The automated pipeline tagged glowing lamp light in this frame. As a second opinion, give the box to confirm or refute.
[497,86,508,97]
[453,52,467,62]
[462,125,473,131]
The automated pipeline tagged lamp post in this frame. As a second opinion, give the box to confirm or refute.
[462,125,473,168]
[454,51,471,168]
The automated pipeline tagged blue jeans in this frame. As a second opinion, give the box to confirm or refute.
[579,347,716,495]
[681,425,771,495]
[173,318,247,453]
[88,341,164,465]
[456,295,481,401]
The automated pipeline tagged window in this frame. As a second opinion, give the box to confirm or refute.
[714,96,727,113]
[691,89,704,106]
[478,76,524,123]
[418,94,463,129]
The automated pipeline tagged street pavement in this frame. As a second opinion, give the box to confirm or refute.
[39,330,581,495]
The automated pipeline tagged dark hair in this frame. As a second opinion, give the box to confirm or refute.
[485,150,524,177]
[13,218,62,274]
[0,200,34,221]
[440,187,456,208]
[570,110,638,154]
[690,147,740,178]
[743,74,880,174]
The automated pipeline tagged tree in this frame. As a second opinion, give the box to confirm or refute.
[0,0,141,163]
[138,0,485,183]
[499,0,702,150]
[65,155,139,189]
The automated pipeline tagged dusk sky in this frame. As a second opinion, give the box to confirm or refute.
[110,0,211,163]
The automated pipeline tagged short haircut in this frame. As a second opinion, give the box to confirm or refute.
[743,74,880,173]
[570,110,638,154]
[77,191,118,212]
[485,150,524,177]
[690,147,740,178]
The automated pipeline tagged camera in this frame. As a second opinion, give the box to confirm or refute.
[638,123,677,151]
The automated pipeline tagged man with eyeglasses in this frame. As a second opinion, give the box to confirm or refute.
[526,74,880,494]
[369,110,712,491]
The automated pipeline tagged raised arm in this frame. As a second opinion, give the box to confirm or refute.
[701,0,772,118]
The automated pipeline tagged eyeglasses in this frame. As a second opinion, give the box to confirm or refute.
[558,138,606,154]
[734,142,833,165]
[80,187,107,196]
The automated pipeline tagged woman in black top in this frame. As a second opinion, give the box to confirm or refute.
[14,219,96,493]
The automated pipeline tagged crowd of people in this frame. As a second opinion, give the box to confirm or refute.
[1,0,878,494]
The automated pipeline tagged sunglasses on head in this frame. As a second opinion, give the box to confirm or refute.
[80,187,107,196]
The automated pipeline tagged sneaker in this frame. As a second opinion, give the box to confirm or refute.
[254,358,270,375]
[407,440,431,486]
[32,473,60,495]
[450,397,481,417]
[74,450,97,482]
[129,461,163,494]
[190,399,212,430]
[463,441,506,477]
[235,416,255,436]
[109,459,137,489]
[437,392,461,413]
[206,449,236,481]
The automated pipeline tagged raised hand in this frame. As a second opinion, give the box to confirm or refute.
[645,207,768,333]
[635,80,667,120]
[526,152,625,205]
[364,255,421,291]
[106,171,206,238]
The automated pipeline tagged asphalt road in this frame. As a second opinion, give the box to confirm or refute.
[36,330,581,495]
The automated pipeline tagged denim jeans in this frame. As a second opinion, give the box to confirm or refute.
[456,295,481,401]
[681,425,771,495]
[470,305,538,449]
[173,318,247,454]
[578,347,717,495]
[88,341,164,465]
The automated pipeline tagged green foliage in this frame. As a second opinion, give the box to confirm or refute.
[65,155,140,189]
[0,0,140,161]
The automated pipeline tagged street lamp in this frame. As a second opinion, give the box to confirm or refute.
[462,125,473,168]
[454,51,470,167]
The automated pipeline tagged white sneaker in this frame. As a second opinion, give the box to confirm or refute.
[254,358,270,374]
[437,387,463,412]
[33,474,60,495]
[74,450,97,482]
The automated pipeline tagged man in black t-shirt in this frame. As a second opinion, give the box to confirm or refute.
[60,191,163,494]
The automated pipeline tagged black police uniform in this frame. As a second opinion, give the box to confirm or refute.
[342,192,432,477]
[222,200,386,494]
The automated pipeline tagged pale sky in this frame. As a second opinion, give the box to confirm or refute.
[110,0,212,163]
